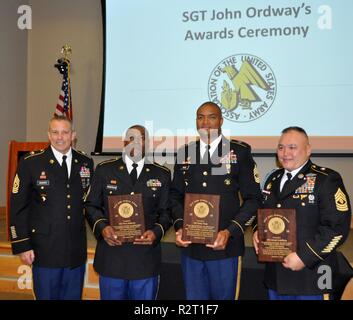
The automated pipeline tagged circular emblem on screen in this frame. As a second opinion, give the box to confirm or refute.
[208,54,277,123]
[268,217,285,235]
[194,201,210,219]
[118,203,134,218]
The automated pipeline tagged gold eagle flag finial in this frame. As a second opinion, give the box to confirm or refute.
[61,44,72,60]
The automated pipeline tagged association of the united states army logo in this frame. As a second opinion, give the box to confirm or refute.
[208,54,277,122]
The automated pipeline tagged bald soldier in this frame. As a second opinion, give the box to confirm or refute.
[253,126,352,300]
[170,101,262,300]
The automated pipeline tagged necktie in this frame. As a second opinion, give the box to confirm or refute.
[130,163,138,185]
[204,145,211,164]
[62,155,69,181]
[281,172,292,194]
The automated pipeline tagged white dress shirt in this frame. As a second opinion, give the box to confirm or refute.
[51,146,72,178]
[200,134,223,159]
[279,161,308,192]
[124,156,145,179]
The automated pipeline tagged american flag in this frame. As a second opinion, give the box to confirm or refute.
[54,58,73,120]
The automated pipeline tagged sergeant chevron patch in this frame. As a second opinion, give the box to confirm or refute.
[253,165,260,184]
[10,226,17,239]
[334,188,349,212]
[322,235,343,253]
[12,174,20,194]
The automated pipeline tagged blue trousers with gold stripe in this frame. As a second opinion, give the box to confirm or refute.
[32,264,85,300]
[99,275,159,300]
[181,254,241,300]
[268,289,332,300]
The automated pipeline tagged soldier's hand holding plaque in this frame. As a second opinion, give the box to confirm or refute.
[182,193,220,244]
[257,208,297,262]
[108,194,145,243]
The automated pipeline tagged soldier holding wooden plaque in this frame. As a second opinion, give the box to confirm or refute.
[253,127,352,299]
[85,125,171,300]
[170,102,262,300]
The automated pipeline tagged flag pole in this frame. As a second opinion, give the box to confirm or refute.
[54,44,76,147]
[61,44,73,121]
[54,44,73,120]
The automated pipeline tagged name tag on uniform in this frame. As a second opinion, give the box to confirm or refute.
[37,180,50,186]
[106,184,118,191]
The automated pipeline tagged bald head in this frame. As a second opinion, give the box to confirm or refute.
[197,102,222,117]
[196,102,223,143]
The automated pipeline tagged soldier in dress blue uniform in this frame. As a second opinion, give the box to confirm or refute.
[253,126,352,300]
[170,102,262,300]
[84,125,171,300]
[10,116,94,300]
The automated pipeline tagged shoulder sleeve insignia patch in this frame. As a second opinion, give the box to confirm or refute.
[335,188,349,212]
[253,165,260,184]
[12,174,20,194]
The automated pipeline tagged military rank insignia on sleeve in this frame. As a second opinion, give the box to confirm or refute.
[253,165,260,184]
[10,226,17,239]
[335,188,349,212]
[12,174,20,194]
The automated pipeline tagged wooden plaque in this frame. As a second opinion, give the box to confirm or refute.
[257,208,297,262]
[182,193,220,244]
[108,193,145,242]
